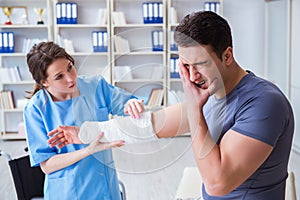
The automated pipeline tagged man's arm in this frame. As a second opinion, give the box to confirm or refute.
[153,102,190,138]
[48,103,190,148]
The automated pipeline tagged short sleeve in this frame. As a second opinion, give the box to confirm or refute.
[24,103,56,167]
[232,93,287,146]
[97,76,136,116]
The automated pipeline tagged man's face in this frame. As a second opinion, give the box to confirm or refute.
[178,44,224,94]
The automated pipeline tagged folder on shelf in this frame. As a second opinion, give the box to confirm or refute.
[56,2,78,24]
[204,1,221,14]
[66,3,72,24]
[114,35,130,54]
[2,32,8,53]
[71,3,78,24]
[142,2,163,24]
[114,66,132,81]
[147,88,164,107]
[0,32,3,53]
[152,30,163,51]
[0,90,16,110]
[8,32,14,53]
[153,2,159,23]
[112,12,126,25]
[61,2,67,24]
[56,3,62,24]
[92,31,108,52]
[170,57,180,78]
[170,30,178,51]
[169,7,178,24]
[97,8,107,25]
[0,32,14,53]
[158,2,163,23]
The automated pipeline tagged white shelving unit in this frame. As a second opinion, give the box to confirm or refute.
[2,0,285,141]
[166,0,223,106]
[110,0,167,109]
[53,0,111,82]
[0,0,53,139]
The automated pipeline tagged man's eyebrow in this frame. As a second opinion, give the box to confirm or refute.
[192,61,208,66]
[183,61,208,66]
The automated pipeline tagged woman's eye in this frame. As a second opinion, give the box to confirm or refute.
[68,65,73,71]
[55,74,63,80]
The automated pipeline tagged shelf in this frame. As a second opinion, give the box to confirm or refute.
[113,51,164,56]
[0,53,27,57]
[0,0,52,140]
[70,52,108,56]
[0,133,26,140]
[2,80,35,85]
[114,79,164,83]
[0,25,50,29]
[1,109,24,113]
[170,78,182,82]
[113,24,164,28]
[56,24,108,28]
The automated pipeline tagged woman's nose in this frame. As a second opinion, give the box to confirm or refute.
[65,74,74,82]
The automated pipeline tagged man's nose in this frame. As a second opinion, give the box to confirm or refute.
[189,66,200,82]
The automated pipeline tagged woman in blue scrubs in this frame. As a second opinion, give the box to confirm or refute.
[24,41,144,200]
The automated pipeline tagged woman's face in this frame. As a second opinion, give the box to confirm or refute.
[42,58,78,101]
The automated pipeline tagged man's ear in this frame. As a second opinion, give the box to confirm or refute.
[223,47,233,64]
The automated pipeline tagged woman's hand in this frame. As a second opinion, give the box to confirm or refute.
[124,99,144,118]
[85,132,125,154]
[48,125,82,148]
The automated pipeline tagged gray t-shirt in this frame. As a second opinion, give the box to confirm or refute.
[202,71,294,200]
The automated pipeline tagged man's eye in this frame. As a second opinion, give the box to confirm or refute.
[183,64,190,69]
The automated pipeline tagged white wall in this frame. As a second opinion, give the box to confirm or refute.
[291,0,300,152]
[223,0,266,77]
[287,0,300,198]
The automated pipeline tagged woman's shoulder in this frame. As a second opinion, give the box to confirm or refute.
[25,90,47,110]
[78,75,110,91]
[78,74,107,84]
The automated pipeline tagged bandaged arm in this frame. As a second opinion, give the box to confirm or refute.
[78,111,158,144]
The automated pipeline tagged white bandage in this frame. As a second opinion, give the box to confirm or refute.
[78,111,158,144]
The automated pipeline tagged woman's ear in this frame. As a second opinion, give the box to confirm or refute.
[41,81,48,88]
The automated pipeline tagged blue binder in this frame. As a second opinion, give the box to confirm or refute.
[152,30,163,51]
[170,57,179,78]
[92,31,108,52]
[8,32,14,53]
[204,1,220,14]
[71,3,78,24]
[170,30,178,51]
[0,32,14,53]
[57,2,78,24]
[143,2,163,24]
[0,32,3,53]
[56,3,62,24]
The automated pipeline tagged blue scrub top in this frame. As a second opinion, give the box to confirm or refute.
[24,75,136,200]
